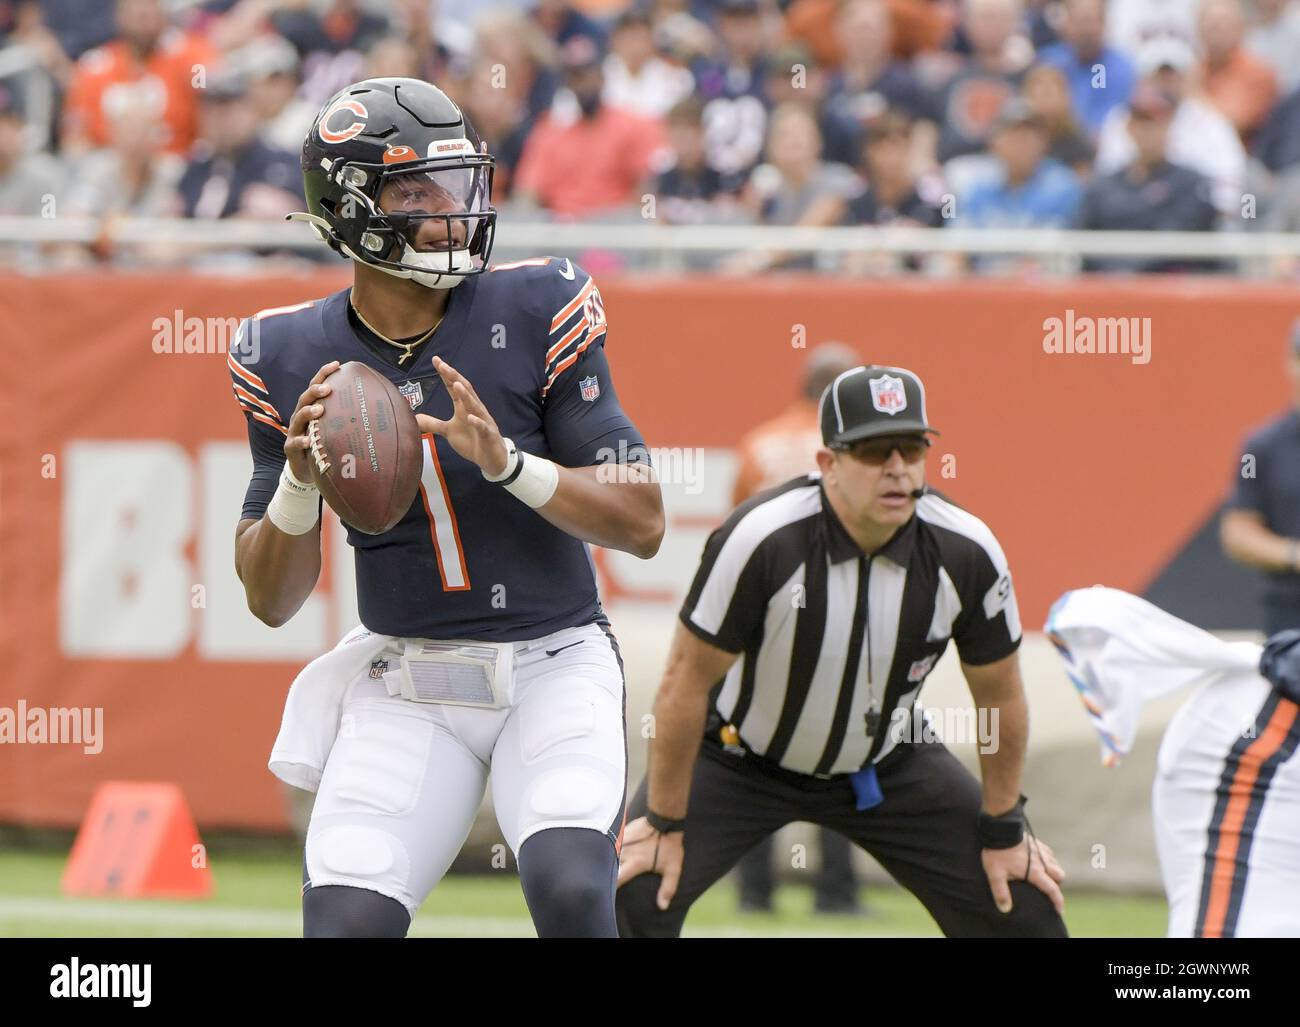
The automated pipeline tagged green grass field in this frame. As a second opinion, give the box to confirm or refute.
[0,846,1167,937]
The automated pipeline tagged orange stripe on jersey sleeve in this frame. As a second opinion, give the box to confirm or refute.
[541,325,605,397]
[227,351,270,394]
[545,317,588,365]
[549,278,594,334]
[232,383,282,422]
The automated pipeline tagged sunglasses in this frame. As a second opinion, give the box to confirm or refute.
[834,435,931,465]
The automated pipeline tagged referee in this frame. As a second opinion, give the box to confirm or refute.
[615,365,1068,937]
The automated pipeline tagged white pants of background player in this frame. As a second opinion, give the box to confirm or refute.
[1047,587,1300,938]
[293,621,626,919]
[1154,674,1300,938]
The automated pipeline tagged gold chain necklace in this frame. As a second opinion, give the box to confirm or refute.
[350,301,443,365]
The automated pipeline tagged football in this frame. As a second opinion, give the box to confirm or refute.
[307,361,423,535]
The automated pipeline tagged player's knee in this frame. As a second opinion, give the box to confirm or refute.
[518,828,618,938]
[302,884,411,938]
[1000,881,1068,938]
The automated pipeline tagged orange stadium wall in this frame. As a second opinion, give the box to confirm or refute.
[1,272,1294,830]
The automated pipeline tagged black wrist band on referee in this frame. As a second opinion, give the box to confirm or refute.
[977,794,1027,849]
[645,809,686,834]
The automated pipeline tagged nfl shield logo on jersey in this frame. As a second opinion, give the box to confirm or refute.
[869,374,907,415]
[398,381,423,410]
[579,375,600,402]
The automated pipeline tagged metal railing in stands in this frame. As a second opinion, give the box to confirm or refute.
[0,217,1296,275]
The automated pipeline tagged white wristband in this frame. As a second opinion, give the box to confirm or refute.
[267,464,320,535]
[507,452,560,508]
[481,437,559,508]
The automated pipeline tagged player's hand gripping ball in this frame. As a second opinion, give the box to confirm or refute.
[307,361,423,534]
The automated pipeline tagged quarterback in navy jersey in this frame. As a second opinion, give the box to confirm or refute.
[229,78,663,938]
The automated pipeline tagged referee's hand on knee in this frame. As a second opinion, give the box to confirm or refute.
[982,837,1066,916]
[616,816,684,911]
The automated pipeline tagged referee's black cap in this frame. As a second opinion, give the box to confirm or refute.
[819,365,941,447]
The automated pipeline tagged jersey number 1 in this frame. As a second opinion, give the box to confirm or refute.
[419,434,470,591]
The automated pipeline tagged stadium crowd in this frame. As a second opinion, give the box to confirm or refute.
[0,0,1298,272]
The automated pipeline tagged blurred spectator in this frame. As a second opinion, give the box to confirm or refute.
[473,8,559,126]
[1244,0,1300,93]
[58,107,182,266]
[821,0,934,166]
[454,58,530,199]
[176,72,302,221]
[955,99,1082,229]
[0,78,58,214]
[932,0,1033,164]
[532,0,606,48]
[722,101,859,271]
[65,107,182,220]
[844,110,943,226]
[1037,0,1136,135]
[693,0,768,99]
[271,0,388,107]
[36,0,118,62]
[786,0,954,66]
[62,0,219,156]
[690,0,769,179]
[1105,0,1199,54]
[1196,0,1278,142]
[602,10,694,117]
[0,0,71,152]
[1077,85,1217,272]
[1021,63,1095,174]
[1094,37,1245,215]
[365,34,423,81]
[513,35,667,218]
[1254,84,1300,173]
[648,95,738,224]
[227,35,314,156]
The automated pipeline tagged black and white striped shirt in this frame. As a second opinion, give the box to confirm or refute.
[680,475,1022,776]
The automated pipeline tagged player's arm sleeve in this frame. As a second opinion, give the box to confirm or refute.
[540,263,650,467]
[1225,431,1266,513]
[227,329,290,521]
[543,345,650,467]
[951,534,1023,666]
[678,511,778,654]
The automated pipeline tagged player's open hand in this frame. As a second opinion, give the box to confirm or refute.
[616,816,684,911]
[416,356,508,476]
[982,836,1065,916]
[284,360,341,483]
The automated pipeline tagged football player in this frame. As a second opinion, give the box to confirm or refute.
[228,78,664,937]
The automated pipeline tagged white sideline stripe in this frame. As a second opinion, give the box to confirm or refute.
[0,897,890,938]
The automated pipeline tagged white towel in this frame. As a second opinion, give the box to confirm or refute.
[268,624,398,791]
[1044,587,1262,766]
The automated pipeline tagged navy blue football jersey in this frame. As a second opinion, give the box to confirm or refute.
[228,257,649,641]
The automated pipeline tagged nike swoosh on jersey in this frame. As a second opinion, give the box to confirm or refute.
[558,258,575,280]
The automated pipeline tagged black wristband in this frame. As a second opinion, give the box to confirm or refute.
[645,808,686,834]
[977,794,1027,849]
[498,448,526,487]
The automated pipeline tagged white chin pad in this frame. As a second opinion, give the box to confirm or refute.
[406,246,474,289]
[345,243,473,290]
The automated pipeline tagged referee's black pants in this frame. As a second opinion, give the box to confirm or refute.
[616,736,1068,938]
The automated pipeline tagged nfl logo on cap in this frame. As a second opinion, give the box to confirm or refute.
[869,374,907,415]
[579,375,600,402]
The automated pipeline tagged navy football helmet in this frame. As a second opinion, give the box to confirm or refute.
[293,77,496,289]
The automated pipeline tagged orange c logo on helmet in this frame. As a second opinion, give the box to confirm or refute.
[382,145,418,164]
[318,98,369,144]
